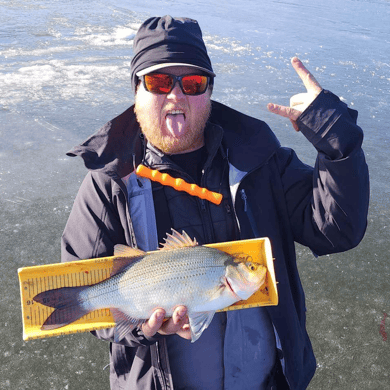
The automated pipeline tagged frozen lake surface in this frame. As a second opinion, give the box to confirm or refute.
[1,0,389,388]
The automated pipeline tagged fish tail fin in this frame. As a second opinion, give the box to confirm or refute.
[33,286,90,330]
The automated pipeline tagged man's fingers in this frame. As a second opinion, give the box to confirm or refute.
[141,309,165,337]
[267,57,323,131]
[290,119,300,132]
[291,57,322,94]
[172,306,188,325]
[158,306,189,336]
[267,103,301,121]
[141,306,191,340]
[176,324,192,340]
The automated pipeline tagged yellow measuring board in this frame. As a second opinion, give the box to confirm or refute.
[18,237,278,341]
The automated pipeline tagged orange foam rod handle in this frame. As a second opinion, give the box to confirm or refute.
[136,164,223,205]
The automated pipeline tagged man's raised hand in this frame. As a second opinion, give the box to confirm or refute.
[267,57,323,131]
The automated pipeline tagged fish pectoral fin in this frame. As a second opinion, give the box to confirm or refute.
[110,308,145,343]
[188,311,216,343]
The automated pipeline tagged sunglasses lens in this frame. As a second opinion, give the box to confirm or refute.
[181,75,208,95]
[144,74,173,94]
[143,74,209,95]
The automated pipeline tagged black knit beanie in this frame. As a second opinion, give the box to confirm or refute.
[131,16,215,92]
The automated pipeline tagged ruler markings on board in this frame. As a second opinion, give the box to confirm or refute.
[38,276,42,296]
[79,271,83,286]
[19,237,278,340]
[35,306,39,328]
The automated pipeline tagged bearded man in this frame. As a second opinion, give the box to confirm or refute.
[62,16,369,390]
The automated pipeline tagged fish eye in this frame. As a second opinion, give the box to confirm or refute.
[246,262,257,271]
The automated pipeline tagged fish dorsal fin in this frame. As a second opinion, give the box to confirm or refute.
[111,245,145,276]
[160,229,198,251]
[114,244,146,257]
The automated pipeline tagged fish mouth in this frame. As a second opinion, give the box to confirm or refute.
[224,277,242,301]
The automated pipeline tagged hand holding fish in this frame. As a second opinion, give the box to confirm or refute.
[267,57,323,131]
[142,306,192,340]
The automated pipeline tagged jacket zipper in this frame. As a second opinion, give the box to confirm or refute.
[241,188,248,212]
[155,341,168,390]
[240,188,260,237]
[199,168,215,243]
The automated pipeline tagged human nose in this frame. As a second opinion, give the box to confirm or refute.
[167,80,184,98]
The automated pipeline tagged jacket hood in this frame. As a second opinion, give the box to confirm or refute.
[67,101,281,177]
[66,105,143,179]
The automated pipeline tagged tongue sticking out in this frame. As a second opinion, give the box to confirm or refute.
[165,114,186,137]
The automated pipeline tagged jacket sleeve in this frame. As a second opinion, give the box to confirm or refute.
[278,90,369,256]
[61,171,130,261]
[61,171,160,347]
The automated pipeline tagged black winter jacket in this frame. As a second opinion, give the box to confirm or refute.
[62,90,369,389]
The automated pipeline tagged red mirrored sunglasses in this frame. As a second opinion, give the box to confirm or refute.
[141,73,211,95]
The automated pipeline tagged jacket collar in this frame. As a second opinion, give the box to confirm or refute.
[210,101,280,173]
[67,101,280,178]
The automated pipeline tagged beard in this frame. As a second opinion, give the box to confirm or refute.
[134,94,212,155]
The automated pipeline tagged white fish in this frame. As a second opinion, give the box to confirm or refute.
[34,230,267,342]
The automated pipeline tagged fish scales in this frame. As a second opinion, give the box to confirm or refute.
[33,230,267,342]
[82,246,229,317]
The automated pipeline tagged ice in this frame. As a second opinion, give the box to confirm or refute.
[1,0,389,389]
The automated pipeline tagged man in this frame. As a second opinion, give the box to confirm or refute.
[62,16,369,389]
